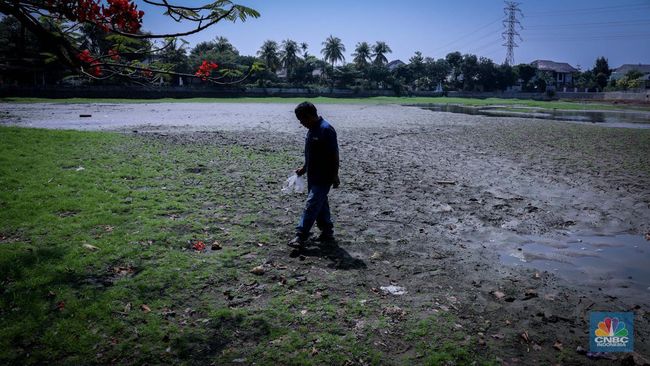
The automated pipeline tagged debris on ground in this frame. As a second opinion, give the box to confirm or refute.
[587,352,618,360]
[621,352,650,366]
[112,266,135,276]
[523,289,538,300]
[250,266,265,275]
[382,305,407,321]
[380,285,407,295]
[192,241,206,251]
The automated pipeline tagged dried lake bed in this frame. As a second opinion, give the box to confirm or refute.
[3,101,649,363]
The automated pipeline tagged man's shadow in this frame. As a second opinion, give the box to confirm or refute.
[289,240,367,270]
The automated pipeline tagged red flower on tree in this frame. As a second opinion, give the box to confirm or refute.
[77,49,102,77]
[195,60,219,80]
[108,48,120,61]
[65,0,144,78]
[46,0,144,33]
[8,1,260,84]
[90,65,102,77]
[77,49,94,63]
[103,0,145,33]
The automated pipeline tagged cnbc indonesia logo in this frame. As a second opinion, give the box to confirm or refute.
[590,312,634,352]
[595,317,629,345]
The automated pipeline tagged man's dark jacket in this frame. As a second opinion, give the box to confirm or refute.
[304,118,339,186]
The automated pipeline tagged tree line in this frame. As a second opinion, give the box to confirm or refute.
[0,14,638,92]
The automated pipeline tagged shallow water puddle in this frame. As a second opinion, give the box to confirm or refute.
[498,233,650,297]
[418,104,650,128]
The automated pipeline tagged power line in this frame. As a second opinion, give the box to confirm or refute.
[483,47,504,59]
[527,2,650,14]
[502,1,523,65]
[448,25,502,52]
[482,51,505,63]
[526,33,650,41]
[527,3,650,17]
[525,19,650,29]
[469,38,503,55]
[525,29,650,37]
[431,17,502,55]
[524,30,650,38]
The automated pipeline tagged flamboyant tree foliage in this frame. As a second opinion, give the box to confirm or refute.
[0,0,261,83]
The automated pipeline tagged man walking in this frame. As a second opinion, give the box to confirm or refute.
[289,102,340,248]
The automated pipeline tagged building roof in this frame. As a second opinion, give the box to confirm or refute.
[387,59,405,71]
[531,60,578,73]
[613,64,650,74]
[610,64,650,80]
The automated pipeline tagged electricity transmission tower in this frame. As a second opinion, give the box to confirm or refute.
[502,1,523,65]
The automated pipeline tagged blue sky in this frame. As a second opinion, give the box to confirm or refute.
[140,0,650,69]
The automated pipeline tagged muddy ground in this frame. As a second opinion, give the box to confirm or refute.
[3,102,650,364]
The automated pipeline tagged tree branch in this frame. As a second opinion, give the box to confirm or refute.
[107,6,237,39]
[85,61,256,85]
[0,0,260,85]
[0,1,80,68]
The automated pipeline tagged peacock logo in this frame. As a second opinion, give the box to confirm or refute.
[595,317,628,337]
[590,312,634,352]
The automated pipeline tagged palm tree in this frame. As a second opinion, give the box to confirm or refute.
[214,36,236,53]
[280,39,300,77]
[321,35,345,87]
[159,37,190,74]
[321,35,346,69]
[352,41,371,69]
[300,42,309,58]
[372,41,392,65]
[257,40,280,72]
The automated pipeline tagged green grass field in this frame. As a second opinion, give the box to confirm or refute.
[2,96,647,111]
[0,126,496,365]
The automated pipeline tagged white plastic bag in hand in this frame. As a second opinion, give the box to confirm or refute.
[281,173,306,194]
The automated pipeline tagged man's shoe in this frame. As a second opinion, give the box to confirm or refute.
[315,234,335,243]
[288,235,307,248]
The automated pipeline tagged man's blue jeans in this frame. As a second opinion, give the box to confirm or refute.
[296,184,334,239]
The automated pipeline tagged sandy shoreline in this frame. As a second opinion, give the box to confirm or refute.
[3,102,649,363]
